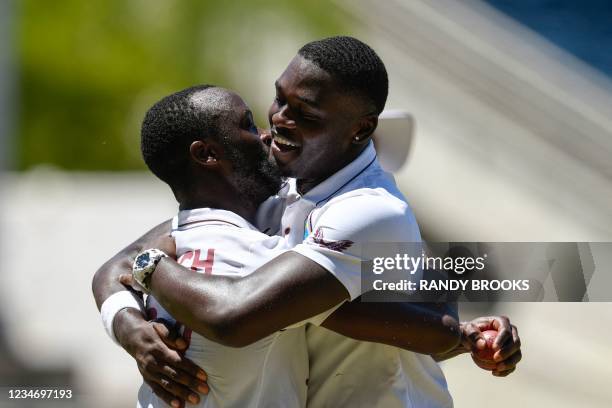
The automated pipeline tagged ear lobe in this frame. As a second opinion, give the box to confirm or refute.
[352,115,378,145]
[190,140,219,167]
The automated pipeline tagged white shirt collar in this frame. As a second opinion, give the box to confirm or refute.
[175,207,255,230]
[295,141,378,205]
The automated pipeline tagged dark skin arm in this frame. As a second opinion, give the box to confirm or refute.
[144,252,349,348]
[320,300,461,354]
[93,220,172,310]
[131,247,522,372]
[92,220,208,408]
[321,300,522,376]
[129,252,460,355]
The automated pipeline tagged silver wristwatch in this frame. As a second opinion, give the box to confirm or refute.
[132,248,168,293]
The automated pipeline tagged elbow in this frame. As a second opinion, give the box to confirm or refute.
[92,261,113,310]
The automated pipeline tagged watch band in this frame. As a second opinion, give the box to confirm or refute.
[132,248,168,293]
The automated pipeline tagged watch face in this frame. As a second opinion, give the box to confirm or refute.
[135,253,151,269]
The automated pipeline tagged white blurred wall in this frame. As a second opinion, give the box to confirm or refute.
[0,171,177,407]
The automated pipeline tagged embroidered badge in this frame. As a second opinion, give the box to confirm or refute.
[311,227,354,252]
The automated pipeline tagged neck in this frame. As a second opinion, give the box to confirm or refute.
[297,144,367,195]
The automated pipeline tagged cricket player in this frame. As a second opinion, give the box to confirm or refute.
[93,36,521,408]
[133,85,320,407]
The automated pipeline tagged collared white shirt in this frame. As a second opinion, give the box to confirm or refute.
[284,141,420,300]
[138,208,309,408]
[259,142,453,408]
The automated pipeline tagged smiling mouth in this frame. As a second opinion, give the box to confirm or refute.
[271,127,302,152]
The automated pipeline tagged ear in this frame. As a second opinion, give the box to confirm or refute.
[189,140,221,168]
[351,114,378,145]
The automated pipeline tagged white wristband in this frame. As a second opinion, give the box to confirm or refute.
[100,291,145,346]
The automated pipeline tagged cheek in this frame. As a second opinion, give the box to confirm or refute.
[267,104,278,125]
[300,134,332,161]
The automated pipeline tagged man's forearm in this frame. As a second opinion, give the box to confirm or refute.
[430,345,469,362]
[92,219,171,310]
[321,300,461,355]
[149,251,349,347]
[431,320,471,362]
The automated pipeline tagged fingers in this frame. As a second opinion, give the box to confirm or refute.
[119,274,134,286]
[121,318,207,406]
[472,315,513,351]
[139,359,201,406]
[462,322,485,350]
[493,366,516,377]
[147,381,184,408]
[119,273,147,293]
[494,349,522,372]
[470,354,497,371]
[151,339,208,395]
[156,374,201,405]
[152,321,187,350]
[491,316,512,350]
[467,316,522,375]
[175,356,208,383]
[494,325,521,362]
[160,365,209,395]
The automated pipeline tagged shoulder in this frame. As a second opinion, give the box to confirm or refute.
[310,188,419,242]
[319,187,413,222]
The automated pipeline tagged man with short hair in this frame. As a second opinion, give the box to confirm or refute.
[94,36,521,408]
[127,84,313,408]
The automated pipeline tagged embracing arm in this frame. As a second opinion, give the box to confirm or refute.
[320,300,461,355]
[147,251,349,347]
[92,219,172,310]
[319,301,522,375]
[145,252,460,355]
[92,220,209,407]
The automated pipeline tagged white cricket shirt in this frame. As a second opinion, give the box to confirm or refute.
[137,208,309,408]
[259,141,453,408]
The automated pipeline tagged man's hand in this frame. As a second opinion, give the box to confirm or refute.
[462,315,522,377]
[119,274,146,293]
[114,308,208,407]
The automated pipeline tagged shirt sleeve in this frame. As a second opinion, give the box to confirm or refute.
[291,192,420,300]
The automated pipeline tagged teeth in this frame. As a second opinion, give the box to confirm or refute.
[273,134,301,148]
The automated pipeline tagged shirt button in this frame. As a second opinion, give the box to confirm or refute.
[284,227,291,235]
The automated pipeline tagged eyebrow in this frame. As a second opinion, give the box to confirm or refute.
[275,80,319,108]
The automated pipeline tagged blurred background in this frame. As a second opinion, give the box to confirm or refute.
[1,0,611,406]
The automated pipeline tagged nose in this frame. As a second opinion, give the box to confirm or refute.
[271,105,296,130]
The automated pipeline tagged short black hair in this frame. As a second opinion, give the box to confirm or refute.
[298,36,388,114]
[141,85,222,189]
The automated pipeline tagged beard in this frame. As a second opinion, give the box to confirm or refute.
[223,138,283,208]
